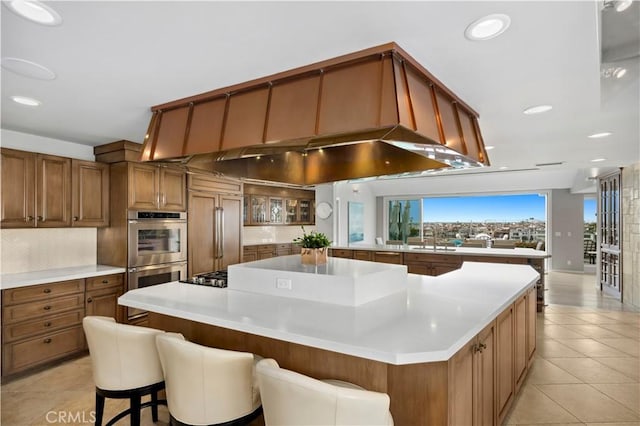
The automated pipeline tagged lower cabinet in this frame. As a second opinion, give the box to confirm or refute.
[329,248,353,259]
[496,303,515,425]
[404,252,461,276]
[449,322,495,426]
[373,251,403,264]
[85,274,124,319]
[1,273,124,377]
[527,286,537,365]
[514,293,528,392]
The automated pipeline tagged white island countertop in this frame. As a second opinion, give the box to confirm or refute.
[119,261,538,365]
[332,243,549,259]
[1,265,127,290]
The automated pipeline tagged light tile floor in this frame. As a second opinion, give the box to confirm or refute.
[1,271,638,425]
[505,271,640,426]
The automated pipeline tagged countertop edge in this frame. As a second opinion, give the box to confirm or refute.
[0,265,127,290]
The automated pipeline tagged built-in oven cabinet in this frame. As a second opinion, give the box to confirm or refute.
[187,174,243,276]
[128,163,186,212]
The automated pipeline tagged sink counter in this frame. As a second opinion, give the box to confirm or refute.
[332,243,550,259]
[119,261,538,365]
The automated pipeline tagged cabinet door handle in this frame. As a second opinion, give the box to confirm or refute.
[25,215,34,222]
[73,216,79,221]
[43,338,52,344]
[87,297,93,303]
[43,305,51,311]
[162,193,166,206]
[44,322,52,327]
[472,343,480,353]
[480,343,487,350]
[102,279,109,284]
[43,288,52,294]
[37,215,44,222]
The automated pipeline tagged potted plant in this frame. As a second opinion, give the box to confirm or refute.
[293,226,331,265]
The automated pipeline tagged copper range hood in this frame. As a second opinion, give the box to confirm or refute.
[140,42,489,185]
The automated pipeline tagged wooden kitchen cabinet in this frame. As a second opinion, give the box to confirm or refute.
[527,285,537,365]
[257,244,276,260]
[353,250,373,261]
[244,183,315,226]
[514,293,528,392]
[449,321,496,426]
[85,274,124,320]
[71,159,109,227]
[329,249,353,259]
[243,246,258,262]
[1,148,111,228]
[128,162,186,211]
[496,303,514,425]
[1,148,71,228]
[188,174,243,275]
[1,279,85,376]
[404,252,461,275]
[373,251,403,264]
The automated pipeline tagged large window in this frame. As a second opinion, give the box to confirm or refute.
[387,199,421,243]
[386,194,547,246]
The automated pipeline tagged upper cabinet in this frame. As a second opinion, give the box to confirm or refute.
[71,159,109,227]
[1,149,110,228]
[244,183,315,226]
[128,163,186,211]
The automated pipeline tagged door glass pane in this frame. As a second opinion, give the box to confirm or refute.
[285,199,297,224]
[251,196,267,223]
[270,198,283,223]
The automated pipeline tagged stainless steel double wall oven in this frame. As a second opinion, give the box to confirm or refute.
[127,211,187,319]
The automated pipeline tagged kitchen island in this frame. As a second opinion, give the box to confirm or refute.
[119,259,539,425]
[330,243,549,311]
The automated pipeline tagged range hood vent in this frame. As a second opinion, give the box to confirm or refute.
[140,42,489,185]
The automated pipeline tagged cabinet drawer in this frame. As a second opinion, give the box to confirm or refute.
[243,246,258,254]
[2,279,84,306]
[2,325,85,375]
[86,274,123,291]
[373,252,403,264]
[3,309,83,343]
[330,249,353,259]
[2,293,84,323]
[257,244,275,252]
[353,250,373,261]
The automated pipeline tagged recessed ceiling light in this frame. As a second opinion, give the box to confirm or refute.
[499,166,508,170]
[464,14,511,41]
[5,0,62,26]
[614,68,627,78]
[484,146,495,150]
[591,158,606,163]
[588,132,612,138]
[10,95,41,106]
[1,57,56,80]
[523,105,553,115]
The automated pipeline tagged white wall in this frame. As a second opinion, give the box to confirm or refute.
[331,182,377,246]
[0,129,99,274]
[1,128,95,160]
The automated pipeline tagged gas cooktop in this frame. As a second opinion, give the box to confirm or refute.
[180,270,227,288]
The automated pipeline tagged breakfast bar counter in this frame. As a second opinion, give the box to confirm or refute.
[119,259,539,425]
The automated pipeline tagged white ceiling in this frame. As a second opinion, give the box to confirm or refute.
[2,1,639,191]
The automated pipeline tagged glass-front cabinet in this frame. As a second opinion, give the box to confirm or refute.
[243,184,315,226]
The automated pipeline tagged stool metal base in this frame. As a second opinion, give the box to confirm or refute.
[95,381,167,426]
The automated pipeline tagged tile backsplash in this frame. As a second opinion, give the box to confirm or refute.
[243,225,316,245]
[0,228,97,274]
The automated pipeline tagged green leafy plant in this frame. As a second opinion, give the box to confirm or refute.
[293,226,331,248]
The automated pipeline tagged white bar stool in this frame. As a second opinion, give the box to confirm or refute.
[82,316,167,426]
[256,358,394,426]
[155,333,263,426]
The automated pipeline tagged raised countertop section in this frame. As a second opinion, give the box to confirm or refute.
[0,265,126,290]
[333,243,550,259]
[119,261,538,364]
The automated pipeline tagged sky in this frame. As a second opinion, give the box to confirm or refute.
[422,194,547,222]
[584,198,597,222]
